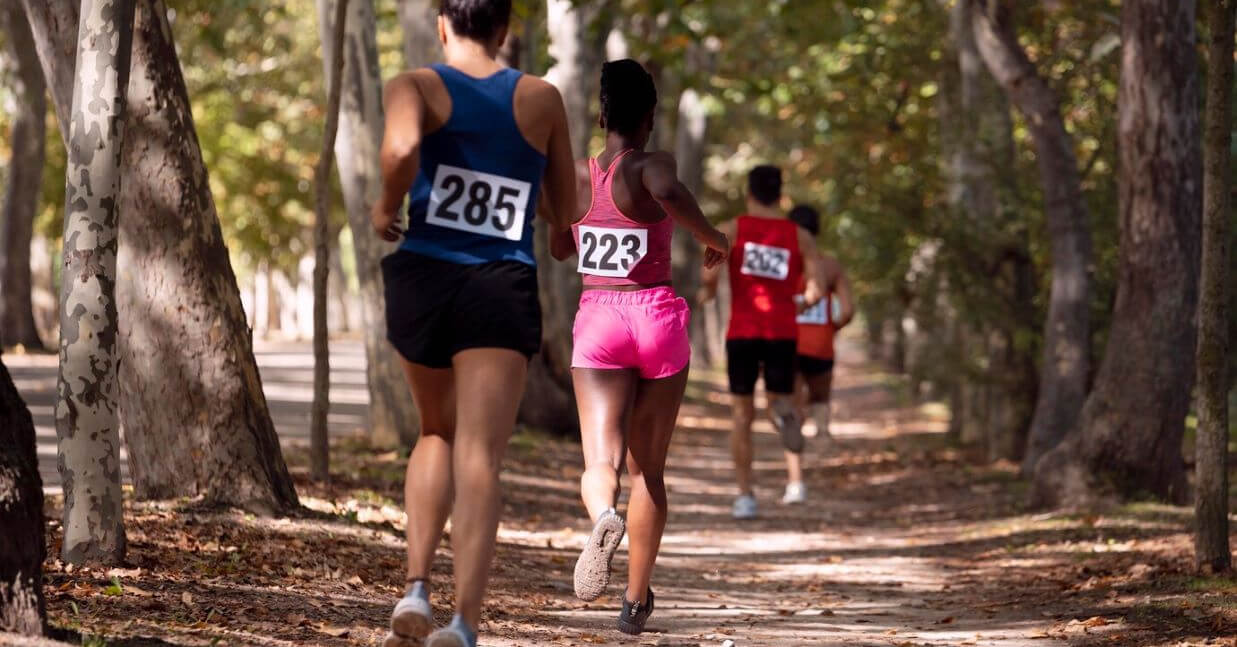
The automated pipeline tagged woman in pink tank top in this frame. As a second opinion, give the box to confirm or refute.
[549,59,729,635]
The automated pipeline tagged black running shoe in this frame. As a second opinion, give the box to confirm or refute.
[617,588,654,635]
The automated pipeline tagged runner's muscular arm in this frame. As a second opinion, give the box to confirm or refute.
[798,227,825,307]
[832,263,855,328]
[642,151,729,266]
[698,219,736,305]
[540,84,579,261]
[373,73,425,241]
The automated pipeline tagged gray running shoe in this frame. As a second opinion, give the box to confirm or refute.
[772,401,805,453]
[574,508,626,601]
[617,588,655,635]
[732,494,758,520]
[426,616,477,647]
[384,580,433,647]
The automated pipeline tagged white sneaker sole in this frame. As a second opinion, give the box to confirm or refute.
[388,596,433,643]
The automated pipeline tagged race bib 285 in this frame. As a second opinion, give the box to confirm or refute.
[425,164,531,241]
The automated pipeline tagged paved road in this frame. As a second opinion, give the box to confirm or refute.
[7,339,373,493]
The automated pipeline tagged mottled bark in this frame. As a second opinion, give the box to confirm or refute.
[0,356,45,636]
[519,0,611,432]
[0,1,47,350]
[56,0,136,565]
[312,0,349,481]
[971,0,1092,474]
[1194,0,1234,573]
[116,0,298,512]
[318,0,419,448]
[397,0,438,69]
[1034,0,1201,507]
[30,0,299,513]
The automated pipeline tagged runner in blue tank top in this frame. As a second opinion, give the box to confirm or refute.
[371,2,576,646]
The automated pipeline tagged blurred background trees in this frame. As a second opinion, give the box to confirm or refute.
[0,0,1233,517]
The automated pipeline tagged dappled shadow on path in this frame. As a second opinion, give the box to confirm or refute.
[35,340,1237,646]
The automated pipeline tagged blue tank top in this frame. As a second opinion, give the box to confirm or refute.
[400,64,547,266]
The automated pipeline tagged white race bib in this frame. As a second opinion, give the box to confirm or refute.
[740,241,790,280]
[425,164,530,241]
[577,226,648,278]
[796,295,830,325]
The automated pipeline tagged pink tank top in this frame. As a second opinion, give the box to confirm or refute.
[572,150,673,287]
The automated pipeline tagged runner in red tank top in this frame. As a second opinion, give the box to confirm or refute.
[784,204,854,505]
[699,165,826,520]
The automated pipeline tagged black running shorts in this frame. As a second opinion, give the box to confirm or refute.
[382,251,542,368]
[796,354,835,378]
[726,338,797,396]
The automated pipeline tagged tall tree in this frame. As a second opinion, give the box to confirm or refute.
[312,0,349,481]
[56,0,136,564]
[397,0,438,69]
[672,43,718,366]
[1034,0,1201,506]
[317,0,419,448]
[25,0,299,513]
[0,355,45,636]
[1194,0,1235,574]
[970,0,1092,474]
[0,0,47,350]
[943,0,1034,461]
[524,0,612,432]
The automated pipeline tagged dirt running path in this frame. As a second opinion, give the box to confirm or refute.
[29,341,1234,646]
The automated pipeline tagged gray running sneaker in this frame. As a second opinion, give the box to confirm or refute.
[772,401,805,453]
[426,616,477,647]
[383,580,433,647]
[617,588,655,635]
[732,494,758,520]
[574,508,626,601]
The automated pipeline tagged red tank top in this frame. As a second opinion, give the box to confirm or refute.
[796,274,835,359]
[572,150,673,287]
[726,215,803,340]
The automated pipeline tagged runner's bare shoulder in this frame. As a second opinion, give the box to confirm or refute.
[383,67,452,134]
[513,75,566,155]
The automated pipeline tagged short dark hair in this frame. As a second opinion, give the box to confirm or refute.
[600,59,657,136]
[788,205,820,236]
[748,165,782,206]
[440,0,510,43]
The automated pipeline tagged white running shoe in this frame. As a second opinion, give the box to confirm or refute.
[383,580,433,647]
[781,481,807,505]
[732,494,758,520]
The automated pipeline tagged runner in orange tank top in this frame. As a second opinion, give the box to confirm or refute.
[698,165,826,520]
[783,204,853,505]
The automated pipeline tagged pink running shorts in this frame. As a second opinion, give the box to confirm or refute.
[571,286,691,379]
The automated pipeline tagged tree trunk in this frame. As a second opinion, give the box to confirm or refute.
[971,0,1092,475]
[312,0,349,482]
[56,0,136,565]
[0,1,47,350]
[28,0,300,513]
[942,0,1034,461]
[672,45,716,367]
[318,0,419,448]
[0,356,45,636]
[1034,0,1201,507]
[1194,0,1234,574]
[519,0,611,432]
[397,0,439,69]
